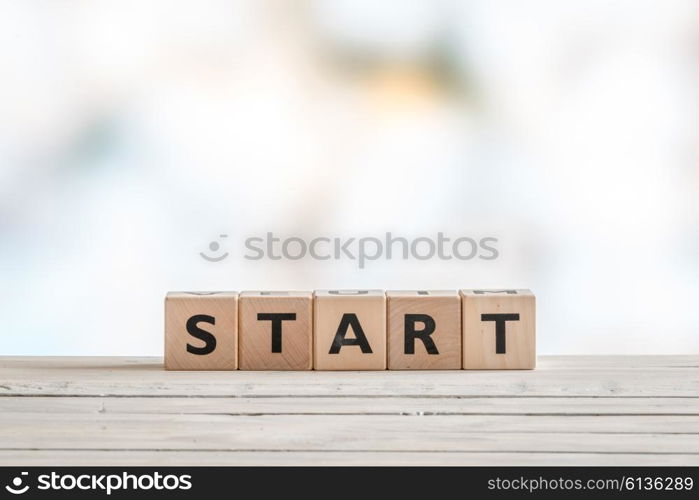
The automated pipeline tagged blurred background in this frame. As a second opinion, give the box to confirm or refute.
[1,0,697,355]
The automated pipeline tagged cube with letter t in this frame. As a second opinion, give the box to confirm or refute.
[460,289,536,369]
[313,290,386,370]
[164,291,238,370]
[239,291,312,370]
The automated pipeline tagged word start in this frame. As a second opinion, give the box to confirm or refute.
[164,289,535,371]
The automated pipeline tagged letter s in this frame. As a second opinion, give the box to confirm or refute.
[38,475,50,490]
[179,475,192,490]
[479,237,499,260]
[244,237,265,260]
[186,315,216,355]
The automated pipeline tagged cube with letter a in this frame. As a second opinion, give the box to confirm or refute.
[387,290,461,369]
[313,290,386,370]
[164,291,238,370]
[460,289,536,369]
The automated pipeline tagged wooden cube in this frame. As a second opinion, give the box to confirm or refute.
[239,291,312,370]
[164,292,238,370]
[313,290,386,370]
[387,290,461,370]
[460,289,536,369]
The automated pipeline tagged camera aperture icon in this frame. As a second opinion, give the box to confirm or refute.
[5,472,29,495]
[200,234,229,262]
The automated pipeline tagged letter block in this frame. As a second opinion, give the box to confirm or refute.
[164,292,238,370]
[460,289,536,369]
[313,290,386,370]
[387,290,461,370]
[239,291,312,370]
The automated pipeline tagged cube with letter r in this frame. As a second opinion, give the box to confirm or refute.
[387,290,461,370]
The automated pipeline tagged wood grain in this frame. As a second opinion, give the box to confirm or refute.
[313,290,386,370]
[1,356,697,466]
[3,451,697,466]
[4,396,699,416]
[387,290,461,370]
[1,357,697,397]
[461,289,536,369]
[3,413,699,452]
[164,292,238,370]
[238,291,312,370]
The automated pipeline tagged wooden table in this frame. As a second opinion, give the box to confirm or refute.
[1,356,698,466]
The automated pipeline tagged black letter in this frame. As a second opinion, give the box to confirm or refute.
[329,313,373,354]
[404,314,439,355]
[186,314,216,355]
[257,313,296,353]
[405,314,439,354]
[481,313,520,353]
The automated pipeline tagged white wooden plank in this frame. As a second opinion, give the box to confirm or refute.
[0,357,697,397]
[2,396,699,416]
[1,450,697,466]
[529,355,699,369]
[2,356,698,467]
[2,413,699,452]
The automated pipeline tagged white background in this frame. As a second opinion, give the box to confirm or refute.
[0,0,697,355]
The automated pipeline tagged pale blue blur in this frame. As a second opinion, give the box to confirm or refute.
[0,0,697,355]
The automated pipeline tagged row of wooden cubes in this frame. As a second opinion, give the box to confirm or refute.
[165,289,535,370]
